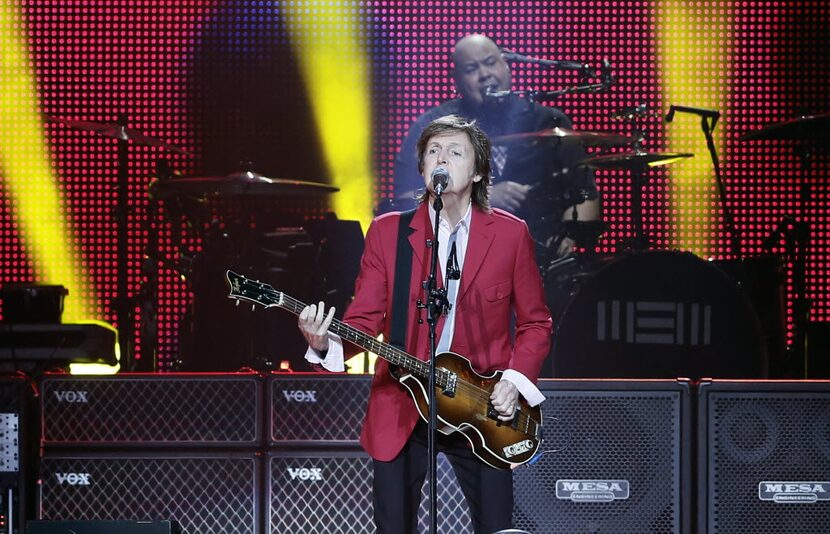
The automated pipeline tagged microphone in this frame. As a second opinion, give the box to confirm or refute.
[431,167,449,195]
[500,48,592,75]
[484,86,513,100]
[665,104,720,126]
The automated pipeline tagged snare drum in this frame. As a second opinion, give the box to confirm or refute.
[545,250,768,379]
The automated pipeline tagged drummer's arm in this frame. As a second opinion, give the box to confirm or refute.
[561,197,601,223]
[557,197,601,257]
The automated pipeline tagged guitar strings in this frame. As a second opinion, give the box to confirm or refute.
[277,291,540,436]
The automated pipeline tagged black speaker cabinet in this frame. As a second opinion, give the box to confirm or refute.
[38,452,260,534]
[268,374,370,446]
[697,379,830,533]
[267,450,472,533]
[40,373,262,447]
[512,379,693,533]
[0,377,37,534]
[27,520,181,534]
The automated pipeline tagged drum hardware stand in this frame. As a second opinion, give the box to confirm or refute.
[113,113,133,370]
[759,145,817,378]
[784,143,814,378]
[129,158,174,372]
[621,130,651,251]
[791,143,815,378]
[666,105,743,259]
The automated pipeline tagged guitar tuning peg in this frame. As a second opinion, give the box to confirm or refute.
[235,300,240,307]
[251,304,256,312]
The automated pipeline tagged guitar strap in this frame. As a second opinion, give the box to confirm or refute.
[390,208,417,350]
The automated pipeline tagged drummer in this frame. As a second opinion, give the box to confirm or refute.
[389,33,601,260]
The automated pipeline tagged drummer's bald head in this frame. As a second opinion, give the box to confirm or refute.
[450,34,511,105]
[452,34,500,65]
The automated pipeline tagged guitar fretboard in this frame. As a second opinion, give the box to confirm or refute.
[244,280,451,388]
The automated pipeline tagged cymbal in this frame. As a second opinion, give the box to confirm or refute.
[739,113,830,141]
[48,116,190,154]
[492,127,638,148]
[579,151,694,170]
[150,170,339,200]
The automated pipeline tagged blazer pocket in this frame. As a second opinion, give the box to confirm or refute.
[484,280,512,302]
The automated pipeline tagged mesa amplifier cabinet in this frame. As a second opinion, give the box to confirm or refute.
[41,373,262,447]
[38,452,260,534]
[267,450,472,533]
[513,379,692,534]
[697,380,830,533]
[27,520,181,534]
[268,374,370,445]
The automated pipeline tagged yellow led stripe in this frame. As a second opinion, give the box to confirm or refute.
[658,1,732,257]
[282,0,373,233]
[0,1,115,372]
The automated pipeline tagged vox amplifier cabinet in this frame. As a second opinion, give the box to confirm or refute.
[267,450,472,533]
[697,380,830,533]
[27,520,181,534]
[268,374,371,446]
[41,373,262,447]
[38,452,260,534]
[513,379,693,534]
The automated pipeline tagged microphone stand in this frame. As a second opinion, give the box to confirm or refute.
[700,115,743,259]
[416,190,450,534]
[666,106,742,259]
[485,60,615,105]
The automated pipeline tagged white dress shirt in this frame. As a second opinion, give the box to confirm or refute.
[305,203,544,406]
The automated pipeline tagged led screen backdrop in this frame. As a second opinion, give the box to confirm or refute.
[1,1,827,372]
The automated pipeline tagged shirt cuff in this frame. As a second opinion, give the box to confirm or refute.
[501,369,546,407]
[304,333,346,372]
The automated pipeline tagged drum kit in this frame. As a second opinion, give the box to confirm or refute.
[48,110,826,377]
[493,111,829,380]
[49,115,360,372]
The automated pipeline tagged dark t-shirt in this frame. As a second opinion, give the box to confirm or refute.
[389,94,597,253]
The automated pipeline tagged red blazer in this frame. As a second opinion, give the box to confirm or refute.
[343,203,552,461]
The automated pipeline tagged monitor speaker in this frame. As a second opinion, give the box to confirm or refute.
[512,379,692,533]
[697,379,830,533]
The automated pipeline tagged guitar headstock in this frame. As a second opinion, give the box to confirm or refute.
[225,270,282,309]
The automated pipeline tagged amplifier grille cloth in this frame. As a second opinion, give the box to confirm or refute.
[42,377,259,445]
[39,455,258,534]
[269,376,370,443]
[708,393,830,533]
[268,451,472,533]
[513,390,681,533]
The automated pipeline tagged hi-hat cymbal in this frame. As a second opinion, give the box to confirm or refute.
[150,170,339,200]
[579,151,694,170]
[48,116,190,155]
[739,113,830,141]
[492,127,638,148]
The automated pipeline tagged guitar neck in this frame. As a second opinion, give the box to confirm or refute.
[276,293,434,380]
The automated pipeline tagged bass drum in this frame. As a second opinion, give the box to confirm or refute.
[545,250,768,379]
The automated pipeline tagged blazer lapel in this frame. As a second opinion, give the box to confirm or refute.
[407,204,429,271]
[459,208,495,301]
